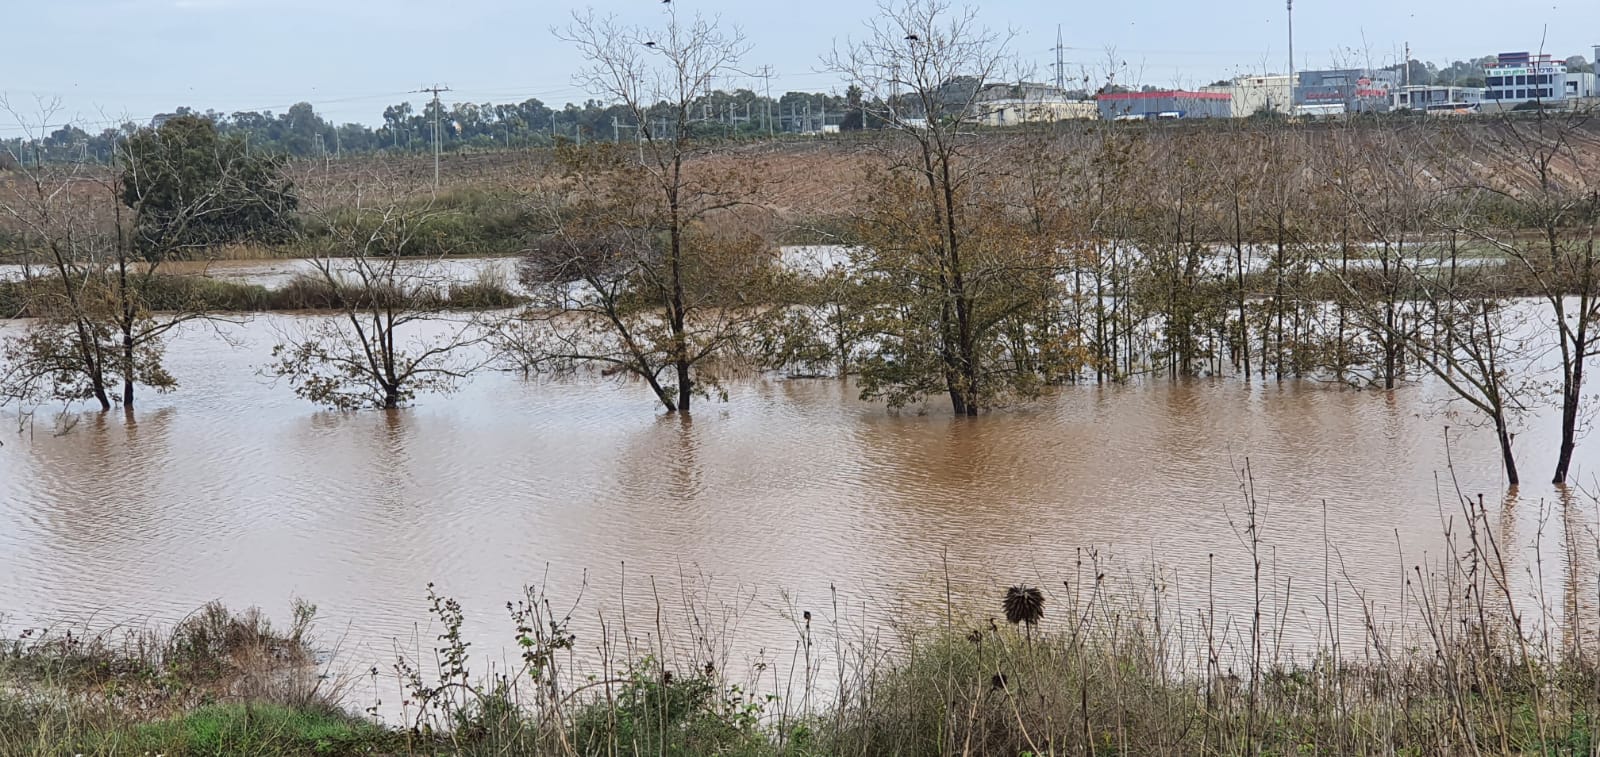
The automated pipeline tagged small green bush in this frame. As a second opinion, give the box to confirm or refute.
[569,660,773,757]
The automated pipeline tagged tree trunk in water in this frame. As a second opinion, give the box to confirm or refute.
[676,360,692,414]
[948,386,967,416]
[1384,303,1397,390]
[1234,200,1249,382]
[122,332,136,409]
[960,331,979,417]
[1496,415,1520,488]
[1274,226,1285,381]
[72,324,111,411]
[639,369,676,413]
[1553,365,1580,483]
[88,339,111,411]
[90,374,111,412]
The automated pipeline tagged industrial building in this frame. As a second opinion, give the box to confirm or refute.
[1201,75,1293,117]
[1482,52,1597,107]
[975,98,1097,126]
[1390,85,1485,114]
[1293,69,1397,114]
[1095,90,1232,120]
[971,82,1096,126]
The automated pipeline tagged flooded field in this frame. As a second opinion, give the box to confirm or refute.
[0,312,1590,695]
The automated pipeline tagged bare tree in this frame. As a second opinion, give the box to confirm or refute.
[268,166,491,410]
[0,102,121,412]
[1,105,294,414]
[827,0,1064,415]
[1442,108,1600,484]
[505,8,769,414]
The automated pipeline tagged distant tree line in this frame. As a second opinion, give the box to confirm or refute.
[0,89,867,166]
[3,51,1591,167]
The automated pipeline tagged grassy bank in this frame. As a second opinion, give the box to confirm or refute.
[6,484,1599,755]
[0,601,395,756]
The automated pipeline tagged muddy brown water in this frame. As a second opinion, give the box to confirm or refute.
[0,313,1594,711]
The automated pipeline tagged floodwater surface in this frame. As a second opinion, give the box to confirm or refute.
[0,313,1593,697]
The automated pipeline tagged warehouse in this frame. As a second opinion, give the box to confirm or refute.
[1201,75,1293,117]
[1095,90,1232,120]
[1294,69,1396,113]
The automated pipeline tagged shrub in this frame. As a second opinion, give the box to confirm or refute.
[569,661,772,757]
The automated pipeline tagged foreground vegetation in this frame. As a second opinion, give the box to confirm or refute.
[0,601,394,756]
[5,475,1600,756]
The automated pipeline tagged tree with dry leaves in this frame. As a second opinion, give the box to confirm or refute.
[504,8,774,414]
[826,0,1066,414]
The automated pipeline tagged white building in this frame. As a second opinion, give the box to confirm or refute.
[970,82,1097,126]
[1483,52,1597,107]
[975,98,1097,126]
[1201,75,1293,117]
[1390,85,1485,114]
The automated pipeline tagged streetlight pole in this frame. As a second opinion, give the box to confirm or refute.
[1287,0,1295,115]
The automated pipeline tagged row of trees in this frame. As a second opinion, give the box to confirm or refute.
[0,88,863,167]
[0,106,500,414]
[3,1,1597,488]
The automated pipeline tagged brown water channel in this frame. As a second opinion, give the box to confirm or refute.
[0,312,1593,704]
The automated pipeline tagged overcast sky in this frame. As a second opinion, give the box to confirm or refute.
[4,0,1598,135]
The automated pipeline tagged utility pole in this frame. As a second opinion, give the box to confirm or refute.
[414,84,451,189]
[1054,25,1066,91]
[758,65,775,137]
[1404,41,1412,90]
[611,116,644,163]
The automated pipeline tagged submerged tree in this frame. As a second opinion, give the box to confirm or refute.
[0,105,288,412]
[1446,108,1600,484]
[268,167,490,410]
[504,8,773,414]
[827,0,1065,414]
[0,109,124,411]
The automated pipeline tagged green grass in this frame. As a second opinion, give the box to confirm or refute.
[124,702,394,756]
[298,186,543,258]
[0,700,396,757]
